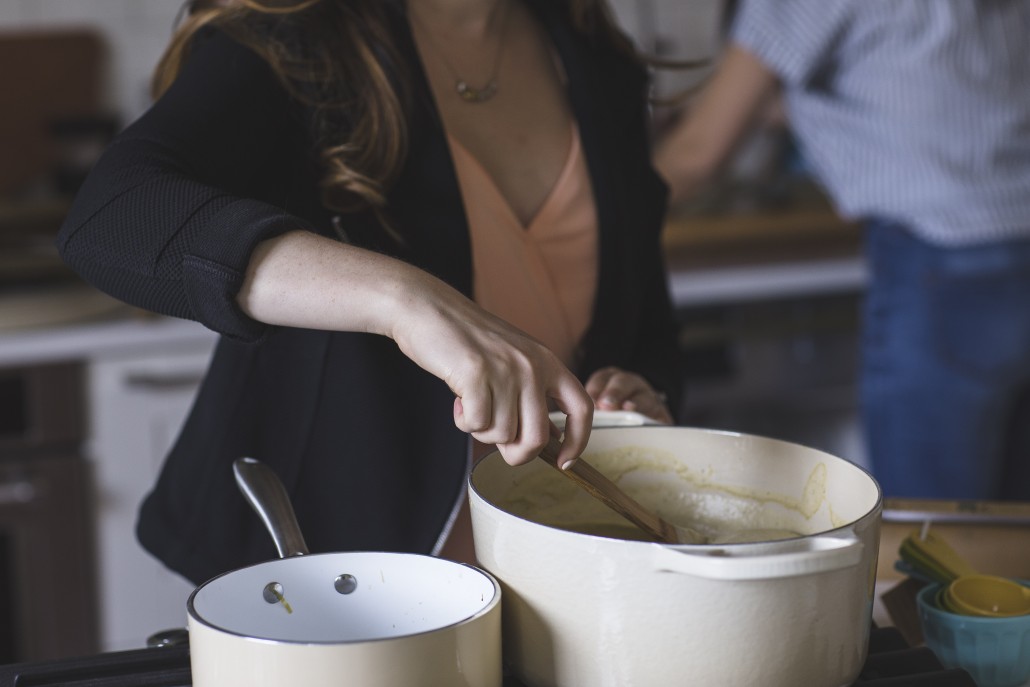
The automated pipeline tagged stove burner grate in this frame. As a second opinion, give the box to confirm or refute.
[0,626,975,687]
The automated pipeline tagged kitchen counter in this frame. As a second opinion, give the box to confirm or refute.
[662,194,867,307]
[0,308,217,368]
[667,254,866,307]
[0,197,861,365]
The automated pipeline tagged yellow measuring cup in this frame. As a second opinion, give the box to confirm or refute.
[900,529,1030,617]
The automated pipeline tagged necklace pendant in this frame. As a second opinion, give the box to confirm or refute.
[456,79,498,104]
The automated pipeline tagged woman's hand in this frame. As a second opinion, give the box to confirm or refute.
[585,366,673,425]
[389,274,593,469]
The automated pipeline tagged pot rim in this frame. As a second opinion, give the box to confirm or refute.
[187,551,502,646]
[469,425,884,547]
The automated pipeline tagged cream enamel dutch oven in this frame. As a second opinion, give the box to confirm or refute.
[188,458,502,687]
[469,425,882,687]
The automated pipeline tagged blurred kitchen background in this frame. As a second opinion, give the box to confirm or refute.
[609,0,866,470]
[0,0,865,663]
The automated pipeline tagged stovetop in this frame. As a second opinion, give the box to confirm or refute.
[0,626,975,687]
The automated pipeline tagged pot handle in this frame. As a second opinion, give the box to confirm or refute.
[651,535,864,581]
[233,457,310,558]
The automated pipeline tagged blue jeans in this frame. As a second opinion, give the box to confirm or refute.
[861,220,1030,499]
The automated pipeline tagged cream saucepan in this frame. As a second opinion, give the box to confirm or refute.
[187,458,502,687]
[469,426,882,687]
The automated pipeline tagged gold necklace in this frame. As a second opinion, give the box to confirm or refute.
[412,1,511,104]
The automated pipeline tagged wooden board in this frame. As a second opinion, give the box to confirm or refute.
[664,206,860,264]
[0,29,106,197]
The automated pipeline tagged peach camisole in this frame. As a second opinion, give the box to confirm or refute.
[447,125,598,367]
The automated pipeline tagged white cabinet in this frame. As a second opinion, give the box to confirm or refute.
[86,334,216,652]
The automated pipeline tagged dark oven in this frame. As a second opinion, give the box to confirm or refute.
[0,361,97,662]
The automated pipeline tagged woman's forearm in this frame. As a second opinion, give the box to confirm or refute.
[237,229,595,468]
[237,229,416,336]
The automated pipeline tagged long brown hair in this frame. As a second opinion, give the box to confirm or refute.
[154,0,636,217]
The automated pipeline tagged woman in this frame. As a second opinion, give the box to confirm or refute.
[57,0,682,584]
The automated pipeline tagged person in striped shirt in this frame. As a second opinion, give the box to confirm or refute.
[655,0,1030,500]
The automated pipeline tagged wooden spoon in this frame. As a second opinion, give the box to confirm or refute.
[537,436,707,545]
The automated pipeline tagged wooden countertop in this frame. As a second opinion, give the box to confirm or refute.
[658,184,869,306]
[663,201,862,270]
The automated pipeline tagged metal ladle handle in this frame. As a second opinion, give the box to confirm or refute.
[233,457,310,558]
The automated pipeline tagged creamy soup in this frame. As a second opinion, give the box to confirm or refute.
[506,445,832,545]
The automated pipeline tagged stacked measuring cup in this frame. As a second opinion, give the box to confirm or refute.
[900,529,1030,687]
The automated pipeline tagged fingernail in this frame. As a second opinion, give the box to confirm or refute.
[600,396,616,407]
[560,458,578,471]
[623,400,637,411]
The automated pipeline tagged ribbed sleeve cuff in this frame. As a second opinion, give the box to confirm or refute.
[183,198,315,342]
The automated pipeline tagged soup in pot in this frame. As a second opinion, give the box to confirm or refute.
[510,445,834,544]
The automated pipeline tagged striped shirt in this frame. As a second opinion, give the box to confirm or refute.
[732,0,1030,246]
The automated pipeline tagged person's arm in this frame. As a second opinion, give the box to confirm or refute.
[653,44,781,207]
[239,230,594,468]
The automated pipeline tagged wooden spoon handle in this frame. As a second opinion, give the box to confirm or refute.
[538,436,680,544]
